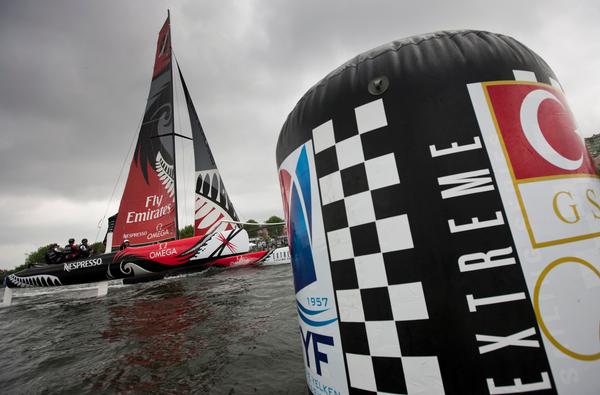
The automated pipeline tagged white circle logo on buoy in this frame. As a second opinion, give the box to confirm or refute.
[519,89,583,170]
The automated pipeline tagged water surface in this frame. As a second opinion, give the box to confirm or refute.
[0,264,306,394]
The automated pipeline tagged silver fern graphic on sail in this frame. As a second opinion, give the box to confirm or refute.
[156,151,175,198]
[8,274,62,287]
[196,169,232,210]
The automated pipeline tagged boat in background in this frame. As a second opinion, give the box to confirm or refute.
[260,246,290,265]
[5,13,270,293]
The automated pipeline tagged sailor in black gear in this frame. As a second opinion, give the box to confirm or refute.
[79,238,91,258]
[45,243,64,264]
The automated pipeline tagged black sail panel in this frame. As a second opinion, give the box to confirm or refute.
[176,63,240,238]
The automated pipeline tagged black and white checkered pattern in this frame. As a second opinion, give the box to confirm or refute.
[312,99,444,395]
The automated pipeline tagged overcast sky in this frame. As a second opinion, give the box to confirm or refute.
[1,0,599,270]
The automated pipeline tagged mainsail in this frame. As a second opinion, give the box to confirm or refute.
[112,16,177,247]
[176,64,240,238]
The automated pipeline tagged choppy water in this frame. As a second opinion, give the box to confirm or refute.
[0,264,306,394]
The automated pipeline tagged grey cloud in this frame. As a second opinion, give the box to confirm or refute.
[1,0,599,268]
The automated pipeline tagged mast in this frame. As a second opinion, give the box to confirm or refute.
[168,9,180,240]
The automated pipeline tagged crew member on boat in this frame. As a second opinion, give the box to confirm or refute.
[119,239,130,250]
[44,243,63,265]
[79,238,92,258]
[63,238,80,261]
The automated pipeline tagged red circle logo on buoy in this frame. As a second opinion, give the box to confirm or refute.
[485,83,596,180]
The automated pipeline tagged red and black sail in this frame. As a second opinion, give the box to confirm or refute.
[112,16,177,247]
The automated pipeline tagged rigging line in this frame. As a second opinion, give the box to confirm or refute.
[172,49,190,230]
[220,220,286,226]
[219,220,286,235]
[94,111,144,243]
[235,208,249,223]
[181,127,189,230]
[172,50,183,141]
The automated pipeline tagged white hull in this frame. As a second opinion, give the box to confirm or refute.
[261,247,290,265]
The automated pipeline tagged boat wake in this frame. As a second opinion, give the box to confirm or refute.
[260,260,291,266]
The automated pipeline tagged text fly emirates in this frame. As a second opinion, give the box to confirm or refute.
[126,194,172,224]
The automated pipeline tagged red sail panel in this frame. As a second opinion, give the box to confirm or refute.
[112,155,176,246]
[153,17,171,78]
[112,16,176,247]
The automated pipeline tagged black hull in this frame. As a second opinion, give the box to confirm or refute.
[6,231,270,289]
[6,252,214,289]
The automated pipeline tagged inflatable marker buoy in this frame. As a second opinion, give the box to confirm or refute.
[276,30,599,394]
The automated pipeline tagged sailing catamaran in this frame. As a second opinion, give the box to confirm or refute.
[5,14,271,291]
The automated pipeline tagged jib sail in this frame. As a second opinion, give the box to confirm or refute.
[112,15,177,247]
[176,64,240,238]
